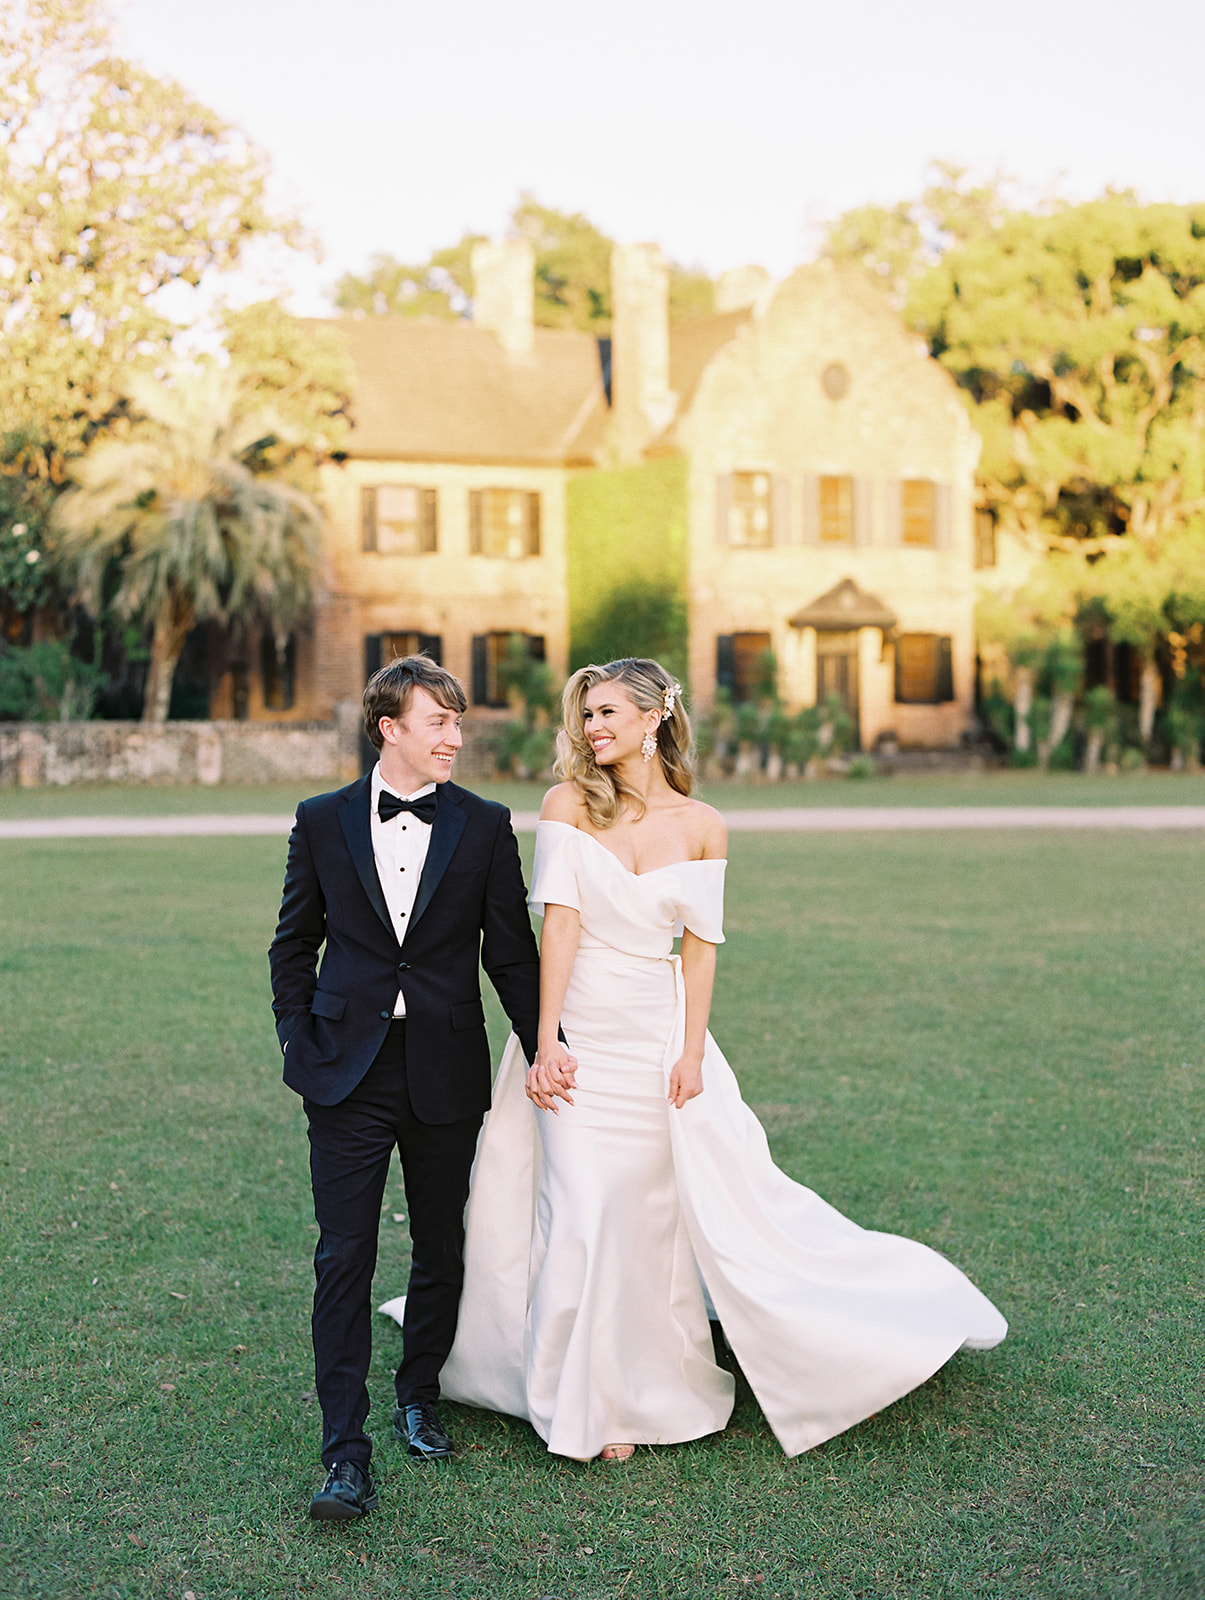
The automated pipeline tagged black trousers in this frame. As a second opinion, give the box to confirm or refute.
[304,1021,481,1467]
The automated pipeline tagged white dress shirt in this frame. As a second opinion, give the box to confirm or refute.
[370,764,437,1017]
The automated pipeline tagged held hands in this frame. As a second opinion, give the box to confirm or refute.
[668,1052,704,1109]
[526,1041,579,1114]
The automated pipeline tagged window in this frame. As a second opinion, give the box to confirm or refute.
[261,632,296,710]
[727,472,774,547]
[974,508,997,569]
[901,480,936,547]
[362,486,438,554]
[363,634,443,688]
[471,632,546,708]
[469,489,540,558]
[819,475,854,543]
[716,632,773,703]
[894,634,954,704]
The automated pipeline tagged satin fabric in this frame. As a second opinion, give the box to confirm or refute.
[382,821,1006,1459]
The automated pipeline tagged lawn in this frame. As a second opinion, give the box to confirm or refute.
[2,767,1205,823]
[0,830,1201,1599]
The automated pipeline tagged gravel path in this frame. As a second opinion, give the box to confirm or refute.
[3,806,1205,839]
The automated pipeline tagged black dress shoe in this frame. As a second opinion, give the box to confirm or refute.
[393,1401,454,1460]
[309,1459,378,1519]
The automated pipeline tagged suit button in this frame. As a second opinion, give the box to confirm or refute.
[379,1010,391,1020]
[397,962,410,973]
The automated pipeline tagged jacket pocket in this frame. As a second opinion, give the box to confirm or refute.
[310,990,347,1021]
[450,998,485,1031]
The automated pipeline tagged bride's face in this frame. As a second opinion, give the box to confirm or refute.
[582,680,658,766]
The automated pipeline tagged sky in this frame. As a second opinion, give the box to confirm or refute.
[114,0,1205,316]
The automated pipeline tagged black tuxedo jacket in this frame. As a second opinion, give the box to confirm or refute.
[268,775,540,1121]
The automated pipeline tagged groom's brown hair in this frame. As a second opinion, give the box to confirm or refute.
[363,654,467,749]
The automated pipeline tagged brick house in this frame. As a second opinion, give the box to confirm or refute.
[226,241,980,751]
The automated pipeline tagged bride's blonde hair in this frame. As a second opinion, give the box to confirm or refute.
[555,657,693,828]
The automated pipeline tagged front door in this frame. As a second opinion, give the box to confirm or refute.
[815,630,861,750]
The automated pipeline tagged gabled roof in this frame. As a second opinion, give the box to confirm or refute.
[310,316,607,466]
[789,578,898,631]
[669,308,753,411]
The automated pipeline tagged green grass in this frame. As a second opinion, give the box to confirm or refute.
[2,768,1205,822]
[1,831,1202,1598]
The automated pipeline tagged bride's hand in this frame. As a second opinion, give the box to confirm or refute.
[526,1042,578,1113]
[668,1054,704,1109]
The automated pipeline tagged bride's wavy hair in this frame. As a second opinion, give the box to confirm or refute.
[555,658,693,828]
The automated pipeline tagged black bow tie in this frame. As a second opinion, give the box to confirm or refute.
[377,791,438,825]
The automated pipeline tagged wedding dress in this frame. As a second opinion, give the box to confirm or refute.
[381,820,1006,1460]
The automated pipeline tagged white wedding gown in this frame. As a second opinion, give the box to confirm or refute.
[381,820,1006,1460]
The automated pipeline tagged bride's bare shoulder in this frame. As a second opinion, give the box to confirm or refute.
[539,782,587,824]
[684,798,728,859]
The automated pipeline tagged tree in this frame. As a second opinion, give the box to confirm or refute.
[908,195,1205,752]
[52,361,323,722]
[334,194,714,333]
[819,161,1045,302]
[0,0,302,472]
[220,301,354,490]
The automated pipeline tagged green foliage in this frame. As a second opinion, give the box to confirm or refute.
[0,440,59,624]
[819,692,855,755]
[335,194,713,333]
[567,458,689,680]
[0,637,103,720]
[819,160,1044,301]
[52,360,323,722]
[1082,683,1119,735]
[219,302,353,489]
[0,0,302,473]
[1165,677,1205,763]
[911,197,1205,558]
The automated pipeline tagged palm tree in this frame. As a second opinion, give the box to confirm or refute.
[53,361,324,722]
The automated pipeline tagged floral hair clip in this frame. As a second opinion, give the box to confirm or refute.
[661,681,683,721]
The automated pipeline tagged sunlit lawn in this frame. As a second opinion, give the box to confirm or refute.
[2,767,1205,822]
[0,829,1201,1598]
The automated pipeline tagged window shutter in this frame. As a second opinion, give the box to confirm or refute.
[469,490,483,555]
[421,489,438,553]
[715,475,732,545]
[418,633,442,663]
[934,482,953,549]
[936,635,954,702]
[471,634,489,705]
[801,475,820,545]
[884,480,903,546]
[364,633,382,683]
[853,477,873,546]
[527,491,541,557]
[772,475,792,545]
[361,487,378,552]
[716,635,737,696]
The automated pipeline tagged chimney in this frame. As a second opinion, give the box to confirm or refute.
[715,264,772,313]
[471,237,535,357]
[611,242,675,462]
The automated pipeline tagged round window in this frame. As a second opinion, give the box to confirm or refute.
[821,362,850,400]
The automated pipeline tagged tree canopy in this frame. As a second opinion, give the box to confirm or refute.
[52,361,323,722]
[0,0,302,472]
[910,196,1205,557]
[334,193,714,333]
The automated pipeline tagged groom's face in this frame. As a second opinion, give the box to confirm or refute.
[378,685,463,791]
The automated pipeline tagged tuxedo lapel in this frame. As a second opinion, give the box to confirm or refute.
[406,784,466,939]
[338,774,394,939]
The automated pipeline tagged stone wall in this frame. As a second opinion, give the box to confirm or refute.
[0,705,509,788]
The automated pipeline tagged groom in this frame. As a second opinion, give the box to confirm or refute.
[269,655,542,1520]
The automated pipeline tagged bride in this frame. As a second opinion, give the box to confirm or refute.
[383,657,1006,1462]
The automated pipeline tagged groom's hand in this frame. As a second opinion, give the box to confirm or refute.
[526,1043,578,1113]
